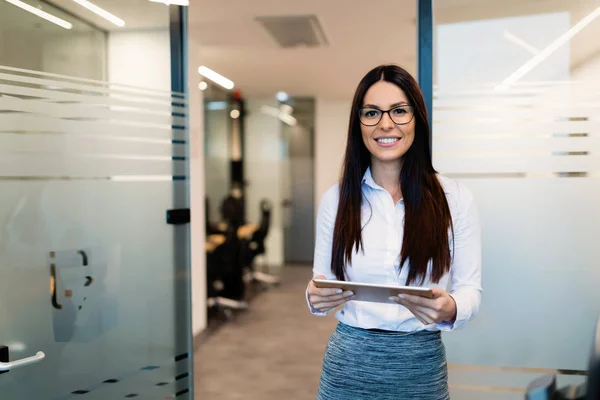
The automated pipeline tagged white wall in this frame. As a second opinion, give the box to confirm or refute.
[108,29,171,91]
[188,34,207,336]
[314,98,350,210]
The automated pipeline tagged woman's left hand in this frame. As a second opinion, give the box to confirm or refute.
[390,288,457,325]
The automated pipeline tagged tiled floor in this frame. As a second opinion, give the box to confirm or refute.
[194,265,336,400]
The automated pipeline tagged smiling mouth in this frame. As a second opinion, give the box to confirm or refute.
[375,137,400,144]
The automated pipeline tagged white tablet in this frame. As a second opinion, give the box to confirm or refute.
[312,278,434,304]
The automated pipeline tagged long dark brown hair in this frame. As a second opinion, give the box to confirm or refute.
[331,64,453,286]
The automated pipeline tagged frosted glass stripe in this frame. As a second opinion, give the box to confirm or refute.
[433,122,599,136]
[433,156,600,174]
[0,97,186,127]
[0,151,185,162]
[434,84,600,97]
[0,65,185,99]
[433,137,599,154]
[0,68,188,179]
[0,134,186,156]
[0,175,183,181]
[0,115,184,140]
[434,97,600,109]
[0,72,186,107]
[0,155,186,176]
[433,108,599,121]
[0,84,187,114]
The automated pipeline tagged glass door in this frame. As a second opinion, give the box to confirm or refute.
[0,1,193,398]
[428,0,600,397]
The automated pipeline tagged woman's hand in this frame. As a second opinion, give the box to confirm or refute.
[390,288,457,325]
[308,275,355,312]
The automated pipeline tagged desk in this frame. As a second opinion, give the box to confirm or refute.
[205,234,226,253]
[237,223,259,240]
[204,224,259,253]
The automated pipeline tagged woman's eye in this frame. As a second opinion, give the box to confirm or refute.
[392,107,408,115]
[362,109,380,118]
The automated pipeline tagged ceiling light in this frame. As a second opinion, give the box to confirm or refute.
[199,81,208,91]
[198,66,234,90]
[71,0,124,27]
[276,91,289,102]
[149,0,189,5]
[4,0,73,29]
[496,6,600,91]
[206,101,228,111]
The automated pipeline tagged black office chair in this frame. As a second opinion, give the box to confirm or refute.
[245,199,280,285]
[248,199,271,257]
[206,225,248,318]
[220,194,244,228]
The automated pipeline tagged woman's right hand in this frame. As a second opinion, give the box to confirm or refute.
[307,275,355,312]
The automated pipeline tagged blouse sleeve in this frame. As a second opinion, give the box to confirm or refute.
[306,184,339,316]
[436,183,482,331]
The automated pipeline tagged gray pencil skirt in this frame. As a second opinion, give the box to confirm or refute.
[317,323,449,400]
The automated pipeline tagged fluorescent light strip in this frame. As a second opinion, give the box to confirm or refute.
[4,0,73,29]
[198,66,234,90]
[496,7,600,91]
[71,0,124,27]
[260,105,297,126]
[149,0,189,5]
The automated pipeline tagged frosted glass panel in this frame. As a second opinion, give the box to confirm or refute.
[433,0,600,397]
[0,66,192,398]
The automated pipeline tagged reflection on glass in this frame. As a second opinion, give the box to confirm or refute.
[0,0,106,80]
[204,84,232,224]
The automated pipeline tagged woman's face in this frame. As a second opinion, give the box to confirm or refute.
[360,80,415,165]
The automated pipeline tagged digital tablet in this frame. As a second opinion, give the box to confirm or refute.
[312,279,434,304]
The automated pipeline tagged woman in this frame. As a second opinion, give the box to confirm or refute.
[306,64,482,399]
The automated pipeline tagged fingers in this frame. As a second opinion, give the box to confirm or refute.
[311,295,355,312]
[397,294,430,306]
[389,295,441,324]
[309,286,346,296]
[308,276,342,296]
[309,291,354,306]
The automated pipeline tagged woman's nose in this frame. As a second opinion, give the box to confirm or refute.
[379,111,395,129]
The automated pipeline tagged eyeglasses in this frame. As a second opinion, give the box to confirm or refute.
[358,105,415,126]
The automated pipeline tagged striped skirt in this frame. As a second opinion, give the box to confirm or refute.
[317,323,449,400]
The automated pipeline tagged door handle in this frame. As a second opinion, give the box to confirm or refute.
[0,351,45,372]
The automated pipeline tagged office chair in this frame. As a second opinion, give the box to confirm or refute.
[245,199,280,285]
[525,315,600,400]
[206,225,248,318]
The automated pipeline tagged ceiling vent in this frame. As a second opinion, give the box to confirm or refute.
[255,15,329,48]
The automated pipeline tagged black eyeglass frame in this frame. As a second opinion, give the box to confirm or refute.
[358,105,415,127]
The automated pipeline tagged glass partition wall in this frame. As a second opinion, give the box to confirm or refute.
[429,0,600,398]
[0,1,193,398]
